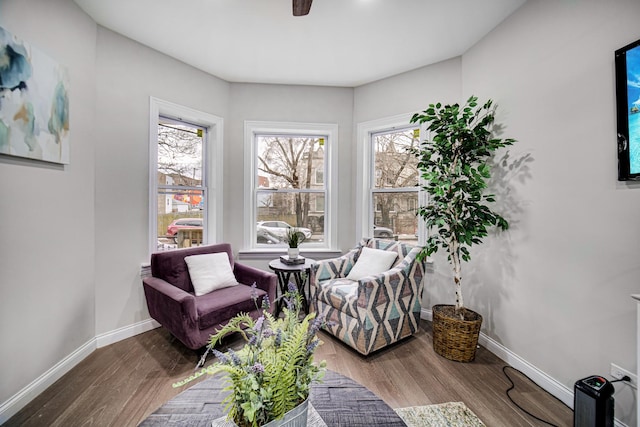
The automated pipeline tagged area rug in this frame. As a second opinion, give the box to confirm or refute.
[395,401,486,427]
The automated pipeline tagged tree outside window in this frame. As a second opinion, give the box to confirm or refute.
[371,127,420,243]
[255,135,326,245]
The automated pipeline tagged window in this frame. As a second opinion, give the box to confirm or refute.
[149,98,223,255]
[155,117,205,251]
[244,121,337,251]
[356,115,423,244]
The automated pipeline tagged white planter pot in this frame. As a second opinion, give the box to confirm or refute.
[263,398,309,427]
[211,398,309,427]
[288,247,299,259]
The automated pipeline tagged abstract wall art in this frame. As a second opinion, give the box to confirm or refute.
[0,26,70,164]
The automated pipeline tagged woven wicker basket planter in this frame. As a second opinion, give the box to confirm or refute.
[432,304,483,363]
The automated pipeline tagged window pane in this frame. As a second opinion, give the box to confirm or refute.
[256,191,324,245]
[248,121,335,252]
[151,103,219,256]
[373,128,419,189]
[372,191,418,244]
[158,118,204,187]
[257,136,325,190]
[156,189,204,251]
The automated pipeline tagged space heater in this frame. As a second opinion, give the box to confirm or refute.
[573,375,614,427]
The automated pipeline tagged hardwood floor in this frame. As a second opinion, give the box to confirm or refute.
[5,320,573,426]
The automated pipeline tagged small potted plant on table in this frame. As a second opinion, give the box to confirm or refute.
[285,228,306,259]
[410,96,516,362]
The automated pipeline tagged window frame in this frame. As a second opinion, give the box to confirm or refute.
[356,113,427,244]
[243,121,338,254]
[148,97,224,256]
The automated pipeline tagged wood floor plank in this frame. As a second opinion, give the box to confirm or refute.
[4,321,574,427]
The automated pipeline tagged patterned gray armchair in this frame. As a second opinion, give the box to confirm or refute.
[309,238,426,355]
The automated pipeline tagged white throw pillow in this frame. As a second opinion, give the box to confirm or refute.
[346,247,398,281]
[185,252,238,296]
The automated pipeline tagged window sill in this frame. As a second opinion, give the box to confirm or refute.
[237,249,343,261]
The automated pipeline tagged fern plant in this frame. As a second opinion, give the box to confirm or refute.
[173,283,326,427]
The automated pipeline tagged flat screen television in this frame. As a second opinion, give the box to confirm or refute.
[615,37,640,181]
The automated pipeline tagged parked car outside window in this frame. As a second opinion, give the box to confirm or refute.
[167,218,203,236]
[257,221,312,242]
[257,227,281,244]
[373,225,394,238]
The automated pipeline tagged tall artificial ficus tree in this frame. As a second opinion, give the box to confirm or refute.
[410,96,515,313]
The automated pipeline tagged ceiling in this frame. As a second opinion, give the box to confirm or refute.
[73,0,526,87]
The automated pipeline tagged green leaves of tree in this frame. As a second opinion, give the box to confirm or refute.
[410,96,515,266]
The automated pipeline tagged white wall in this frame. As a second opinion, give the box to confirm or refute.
[461,1,640,424]
[0,0,97,406]
[93,28,230,335]
[354,57,462,124]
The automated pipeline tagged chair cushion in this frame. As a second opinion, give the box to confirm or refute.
[364,239,413,269]
[317,278,359,317]
[196,284,266,330]
[346,247,398,280]
[185,252,238,296]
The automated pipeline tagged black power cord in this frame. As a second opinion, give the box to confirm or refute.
[503,365,568,427]
[610,375,632,383]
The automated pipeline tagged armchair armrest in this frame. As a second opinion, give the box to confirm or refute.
[233,262,277,313]
[312,248,360,282]
[142,276,198,330]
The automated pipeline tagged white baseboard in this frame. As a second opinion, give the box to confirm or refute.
[420,308,572,405]
[0,318,161,424]
[420,308,630,427]
[615,417,630,427]
[0,338,96,424]
[478,332,574,407]
[96,318,160,348]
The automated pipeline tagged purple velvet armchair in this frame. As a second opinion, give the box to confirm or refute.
[142,243,277,350]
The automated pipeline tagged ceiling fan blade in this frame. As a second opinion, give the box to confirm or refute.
[293,0,313,16]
